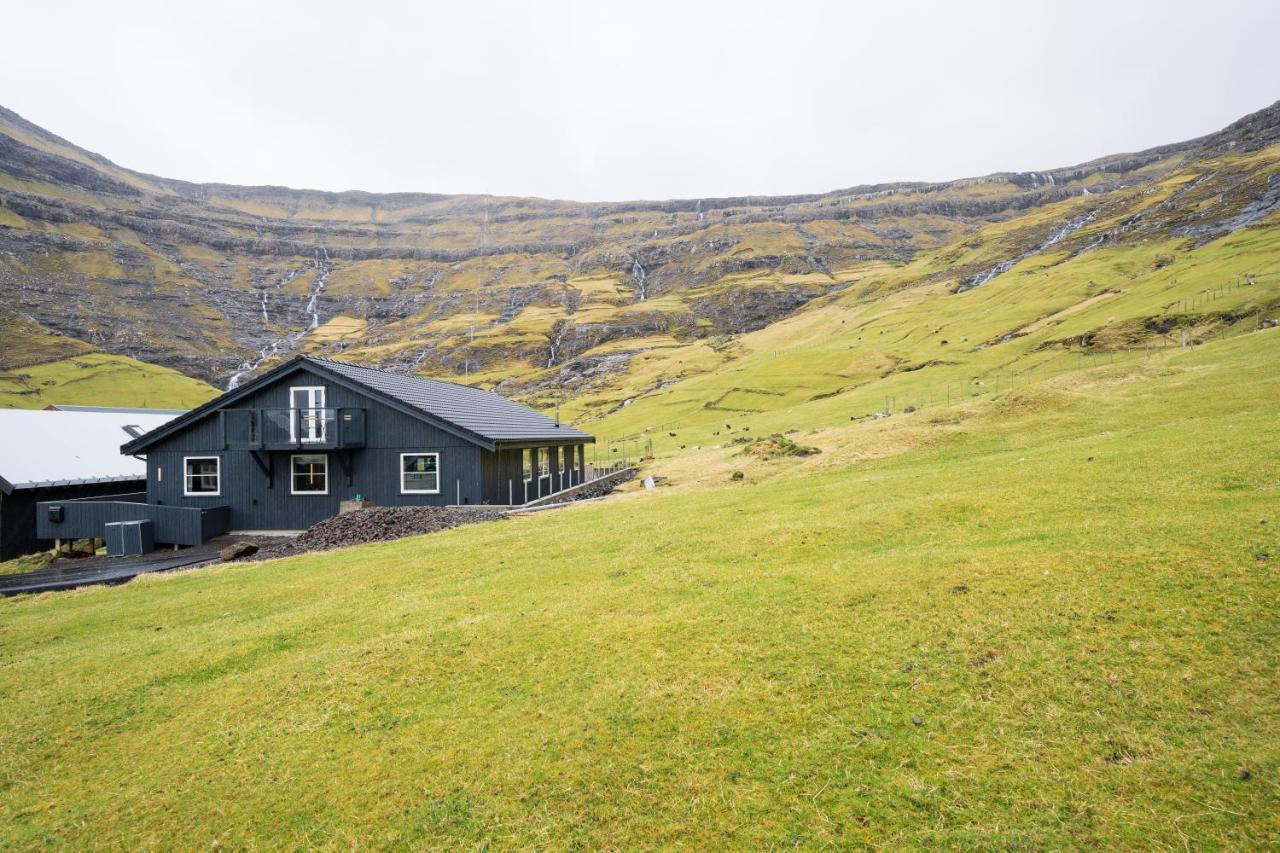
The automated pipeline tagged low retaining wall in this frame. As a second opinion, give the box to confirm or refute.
[520,467,636,509]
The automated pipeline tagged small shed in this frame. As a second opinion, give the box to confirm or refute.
[0,409,180,560]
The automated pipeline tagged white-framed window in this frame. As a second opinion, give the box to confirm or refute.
[522,449,533,482]
[400,452,440,494]
[183,456,220,496]
[538,447,550,478]
[291,454,328,495]
[289,386,327,443]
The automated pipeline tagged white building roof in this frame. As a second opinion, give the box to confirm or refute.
[0,409,180,493]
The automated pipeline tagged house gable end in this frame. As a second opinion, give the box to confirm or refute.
[122,358,497,455]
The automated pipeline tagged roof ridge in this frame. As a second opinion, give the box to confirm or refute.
[301,355,498,395]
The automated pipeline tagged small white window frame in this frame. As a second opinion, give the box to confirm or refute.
[522,448,533,483]
[400,452,441,495]
[290,453,329,496]
[183,456,220,497]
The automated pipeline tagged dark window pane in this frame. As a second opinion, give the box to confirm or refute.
[292,454,327,493]
[185,458,219,494]
[402,454,438,492]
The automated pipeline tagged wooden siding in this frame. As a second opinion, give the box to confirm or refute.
[35,498,228,547]
[0,481,146,560]
[142,365,486,530]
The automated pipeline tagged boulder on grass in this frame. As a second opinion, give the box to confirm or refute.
[220,542,259,562]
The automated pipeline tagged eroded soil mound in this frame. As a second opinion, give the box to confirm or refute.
[252,506,506,560]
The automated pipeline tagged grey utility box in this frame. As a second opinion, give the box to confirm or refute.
[104,519,154,557]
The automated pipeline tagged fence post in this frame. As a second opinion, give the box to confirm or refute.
[456,480,461,505]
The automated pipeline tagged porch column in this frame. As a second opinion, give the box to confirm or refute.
[539,447,550,498]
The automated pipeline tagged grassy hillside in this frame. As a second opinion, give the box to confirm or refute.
[1,328,1276,847]
[3,101,1274,391]
[0,314,219,409]
[568,159,1280,446]
[1,100,1278,849]
[0,352,218,410]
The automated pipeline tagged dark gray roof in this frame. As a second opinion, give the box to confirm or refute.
[307,357,591,445]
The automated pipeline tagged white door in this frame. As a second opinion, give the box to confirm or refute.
[290,386,327,443]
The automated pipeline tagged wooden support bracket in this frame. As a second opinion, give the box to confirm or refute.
[250,450,273,485]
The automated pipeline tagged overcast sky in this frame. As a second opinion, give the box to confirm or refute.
[2,1,1277,201]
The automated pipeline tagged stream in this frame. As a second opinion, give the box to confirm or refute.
[226,247,333,389]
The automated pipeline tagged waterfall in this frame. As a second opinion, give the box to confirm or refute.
[1040,211,1096,249]
[305,246,331,329]
[227,336,292,390]
[957,259,1016,293]
[226,247,333,390]
[696,199,705,222]
[631,259,647,301]
[957,211,1097,293]
[546,322,571,368]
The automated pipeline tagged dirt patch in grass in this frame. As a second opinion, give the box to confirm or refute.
[737,432,821,459]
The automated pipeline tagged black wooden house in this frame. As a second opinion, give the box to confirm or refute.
[39,356,595,545]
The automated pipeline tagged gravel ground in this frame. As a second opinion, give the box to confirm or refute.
[250,506,506,560]
[243,473,633,562]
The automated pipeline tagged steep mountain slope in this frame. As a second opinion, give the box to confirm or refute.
[4,102,1275,402]
[575,140,1280,447]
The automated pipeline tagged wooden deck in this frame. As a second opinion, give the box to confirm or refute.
[0,536,257,596]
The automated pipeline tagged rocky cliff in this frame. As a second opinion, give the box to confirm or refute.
[1,101,1277,399]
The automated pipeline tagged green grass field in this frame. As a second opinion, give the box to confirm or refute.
[2,329,1275,848]
[0,352,218,410]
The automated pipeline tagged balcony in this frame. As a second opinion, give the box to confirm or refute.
[222,408,366,451]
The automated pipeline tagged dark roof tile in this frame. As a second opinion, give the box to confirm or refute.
[305,357,591,444]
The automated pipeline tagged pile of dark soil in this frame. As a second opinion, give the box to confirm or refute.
[251,506,505,560]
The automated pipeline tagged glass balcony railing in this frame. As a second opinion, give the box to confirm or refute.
[222,408,366,450]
